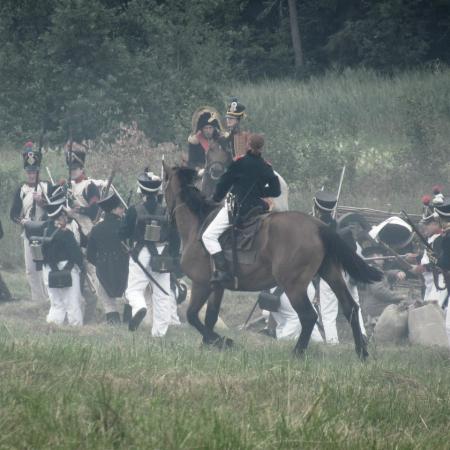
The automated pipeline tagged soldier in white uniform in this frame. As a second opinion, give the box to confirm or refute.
[411,193,448,307]
[10,141,49,302]
[64,142,102,323]
[41,188,84,326]
[119,171,180,336]
[270,284,324,342]
[312,191,367,344]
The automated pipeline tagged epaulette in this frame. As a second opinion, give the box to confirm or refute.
[188,133,199,145]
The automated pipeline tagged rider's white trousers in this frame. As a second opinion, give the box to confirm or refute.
[202,206,230,255]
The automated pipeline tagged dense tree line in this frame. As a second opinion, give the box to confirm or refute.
[0,0,449,143]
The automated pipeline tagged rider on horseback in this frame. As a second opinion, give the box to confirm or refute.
[202,133,281,284]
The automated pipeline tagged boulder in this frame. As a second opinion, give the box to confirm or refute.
[374,303,409,344]
[408,303,449,348]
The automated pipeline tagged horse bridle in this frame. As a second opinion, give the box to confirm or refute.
[205,161,226,181]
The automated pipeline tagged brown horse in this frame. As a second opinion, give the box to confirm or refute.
[201,139,233,198]
[164,164,382,359]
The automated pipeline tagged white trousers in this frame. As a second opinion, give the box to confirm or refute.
[96,281,120,314]
[320,272,367,344]
[423,272,448,308]
[43,262,83,326]
[23,237,47,302]
[446,306,450,347]
[271,283,323,342]
[202,206,230,255]
[125,247,180,337]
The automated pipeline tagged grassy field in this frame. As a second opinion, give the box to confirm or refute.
[0,272,449,449]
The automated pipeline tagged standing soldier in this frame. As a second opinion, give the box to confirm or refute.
[119,171,180,335]
[87,191,129,324]
[65,141,101,323]
[9,141,49,302]
[410,193,447,307]
[223,97,250,159]
[312,190,367,344]
[41,187,84,325]
[433,197,450,346]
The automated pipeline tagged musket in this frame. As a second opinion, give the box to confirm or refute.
[333,165,346,220]
[364,231,417,275]
[240,298,259,330]
[121,242,169,296]
[400,210,433,252]
[46,166,55,185]
[66,129,74,208]
[103,167,116,198]
[111,185,129,210]
[30,133,44,220]
[364,255,408,262]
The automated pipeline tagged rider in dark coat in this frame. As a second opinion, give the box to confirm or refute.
[202,133,281,283]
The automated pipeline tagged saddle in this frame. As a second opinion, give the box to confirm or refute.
[199,207,270,265]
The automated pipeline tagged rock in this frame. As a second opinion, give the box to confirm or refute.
[374,303,409,344]
[408,303,449,348]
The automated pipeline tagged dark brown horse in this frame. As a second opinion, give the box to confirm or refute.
[164,164,382,359]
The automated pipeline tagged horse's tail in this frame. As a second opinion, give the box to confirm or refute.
[318,225,382,284]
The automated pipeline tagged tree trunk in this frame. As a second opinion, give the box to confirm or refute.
[287,0,303,70]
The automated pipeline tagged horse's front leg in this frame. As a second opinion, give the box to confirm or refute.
[204,286,234,349]
[186,281,220,343]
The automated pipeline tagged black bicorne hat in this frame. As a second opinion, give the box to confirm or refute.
[197,111,220,132]
[137,171,162,193]
[45,186,67,218]
[313,190,337,212]
[97,191,122,212]
[226,97,246,119]
[22,141,42,172]
[65,142,87,169]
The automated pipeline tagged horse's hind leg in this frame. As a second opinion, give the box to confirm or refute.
[283,275,318,357]
[186,282,221,344]
[320,259,368,360]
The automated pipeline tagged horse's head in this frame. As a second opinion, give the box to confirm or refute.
[163,161,217,221]
[201,141,233,197]
[163,162,191,212]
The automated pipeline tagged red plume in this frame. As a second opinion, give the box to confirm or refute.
[421,194,432,205]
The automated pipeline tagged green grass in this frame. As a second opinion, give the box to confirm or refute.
[0,291,449,449]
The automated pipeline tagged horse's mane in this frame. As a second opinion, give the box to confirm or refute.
[175,166,218,220]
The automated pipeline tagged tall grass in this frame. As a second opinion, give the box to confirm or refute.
[0,299,449,449]
[234,68,450,210]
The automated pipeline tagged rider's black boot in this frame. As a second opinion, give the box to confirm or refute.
[211,251,233,284]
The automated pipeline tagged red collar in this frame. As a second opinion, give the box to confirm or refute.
[196,131,210,153]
